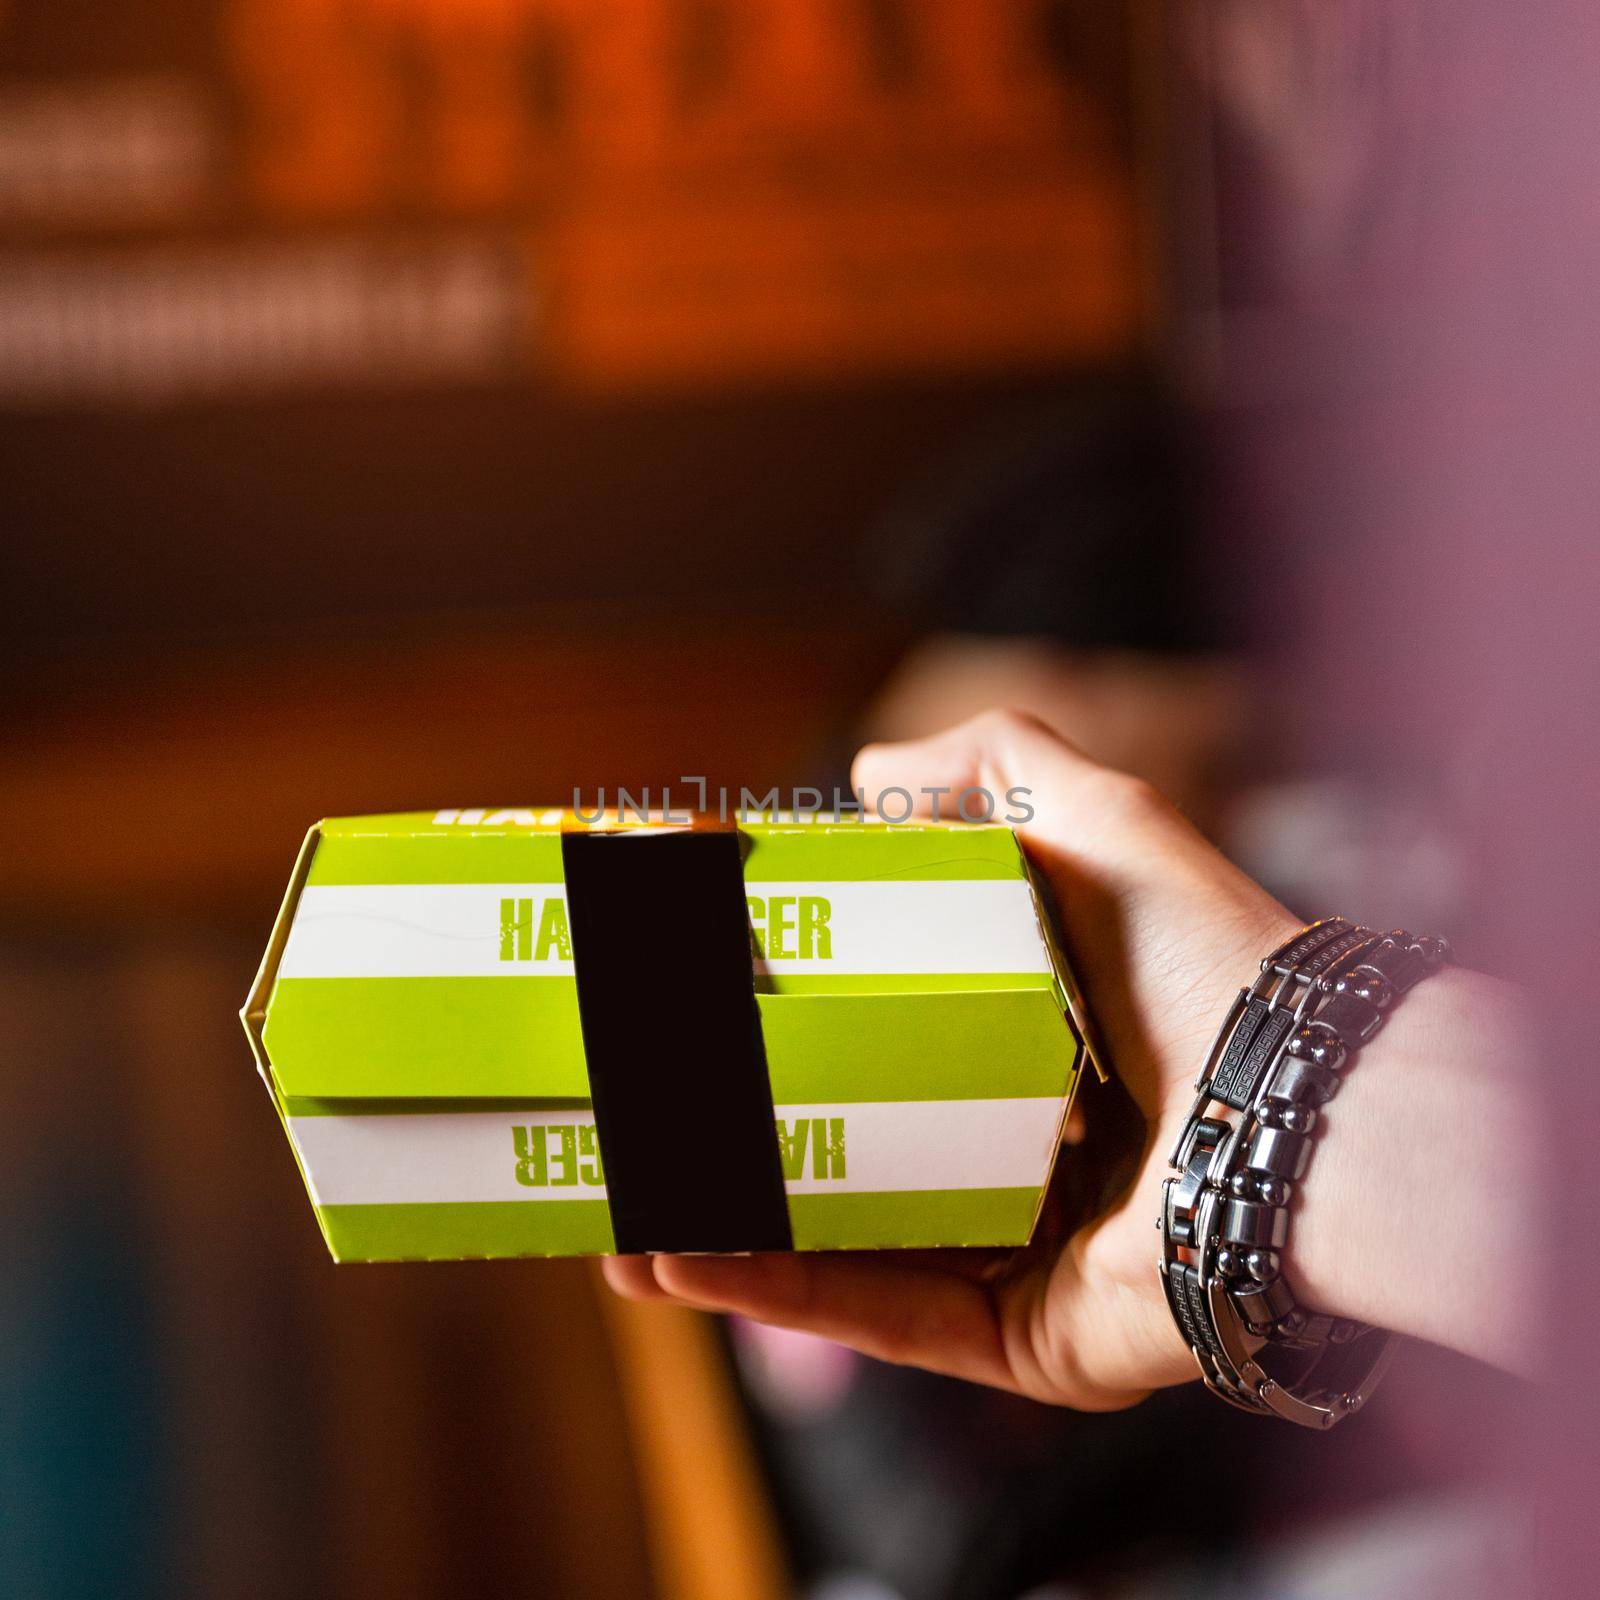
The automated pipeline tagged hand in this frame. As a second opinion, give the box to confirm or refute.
[604,710,1301,1410]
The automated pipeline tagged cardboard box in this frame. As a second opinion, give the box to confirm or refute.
[242,811,1098,1262]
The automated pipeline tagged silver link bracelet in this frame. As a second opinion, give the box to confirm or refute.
[1159,919,1450,1428]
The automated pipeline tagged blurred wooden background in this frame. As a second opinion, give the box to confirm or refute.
[0,617,874,1600]
[0,4,1151,1597]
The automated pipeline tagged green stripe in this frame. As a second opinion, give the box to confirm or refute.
[740,826,1023,883]
[314,1190,1034,1259]
[308,833,566,886]
[319,1200,614,1261]
[759,989,1079,1103]
[267,984,1075,1104]
[264,976,589,1098]
[788,1187,1039,1249]
[285,1096,591,1118]
[305,821,1024,886]
[319,812,480,835]
[754,972,1051,996]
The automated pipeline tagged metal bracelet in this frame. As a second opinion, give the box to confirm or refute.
[1159,918,1450,1428]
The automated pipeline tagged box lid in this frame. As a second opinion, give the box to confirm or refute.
[246,810,1099,1104]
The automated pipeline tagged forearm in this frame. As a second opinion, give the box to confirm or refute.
[1287,966,1539,1373]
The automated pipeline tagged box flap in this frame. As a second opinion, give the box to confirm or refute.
[1020,856,1110,1083]
[248,811,1098,1104]
[240,823,320,1090]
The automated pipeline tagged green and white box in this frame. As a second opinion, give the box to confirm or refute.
[242,811,1097,1262]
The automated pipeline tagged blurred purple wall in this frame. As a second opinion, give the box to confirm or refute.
[1180,5,1600,1591]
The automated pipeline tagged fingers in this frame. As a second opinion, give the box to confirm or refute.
[851,708,1148,843]
[632,1251,1018,1392]
[852,707,1184,885]
[851,708,1091,817]
[599,1254,672,1301]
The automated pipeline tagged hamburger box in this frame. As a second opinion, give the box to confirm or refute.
[241,811,1100,1262]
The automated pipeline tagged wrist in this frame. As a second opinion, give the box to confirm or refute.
[1285,965,1537,1371]
[1159,921,1474,1425]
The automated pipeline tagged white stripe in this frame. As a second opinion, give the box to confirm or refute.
[279,883,571,977]
[287,1098,1062,1207]
[748,880,1048,975]
[776,1097,1063,1195]
[278,880,1050,979]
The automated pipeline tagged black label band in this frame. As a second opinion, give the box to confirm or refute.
[560,827,793,1254]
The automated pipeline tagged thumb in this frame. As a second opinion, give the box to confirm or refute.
[852,709,1106,832]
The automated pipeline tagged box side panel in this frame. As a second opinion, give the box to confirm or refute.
[762,988,1081,1250]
